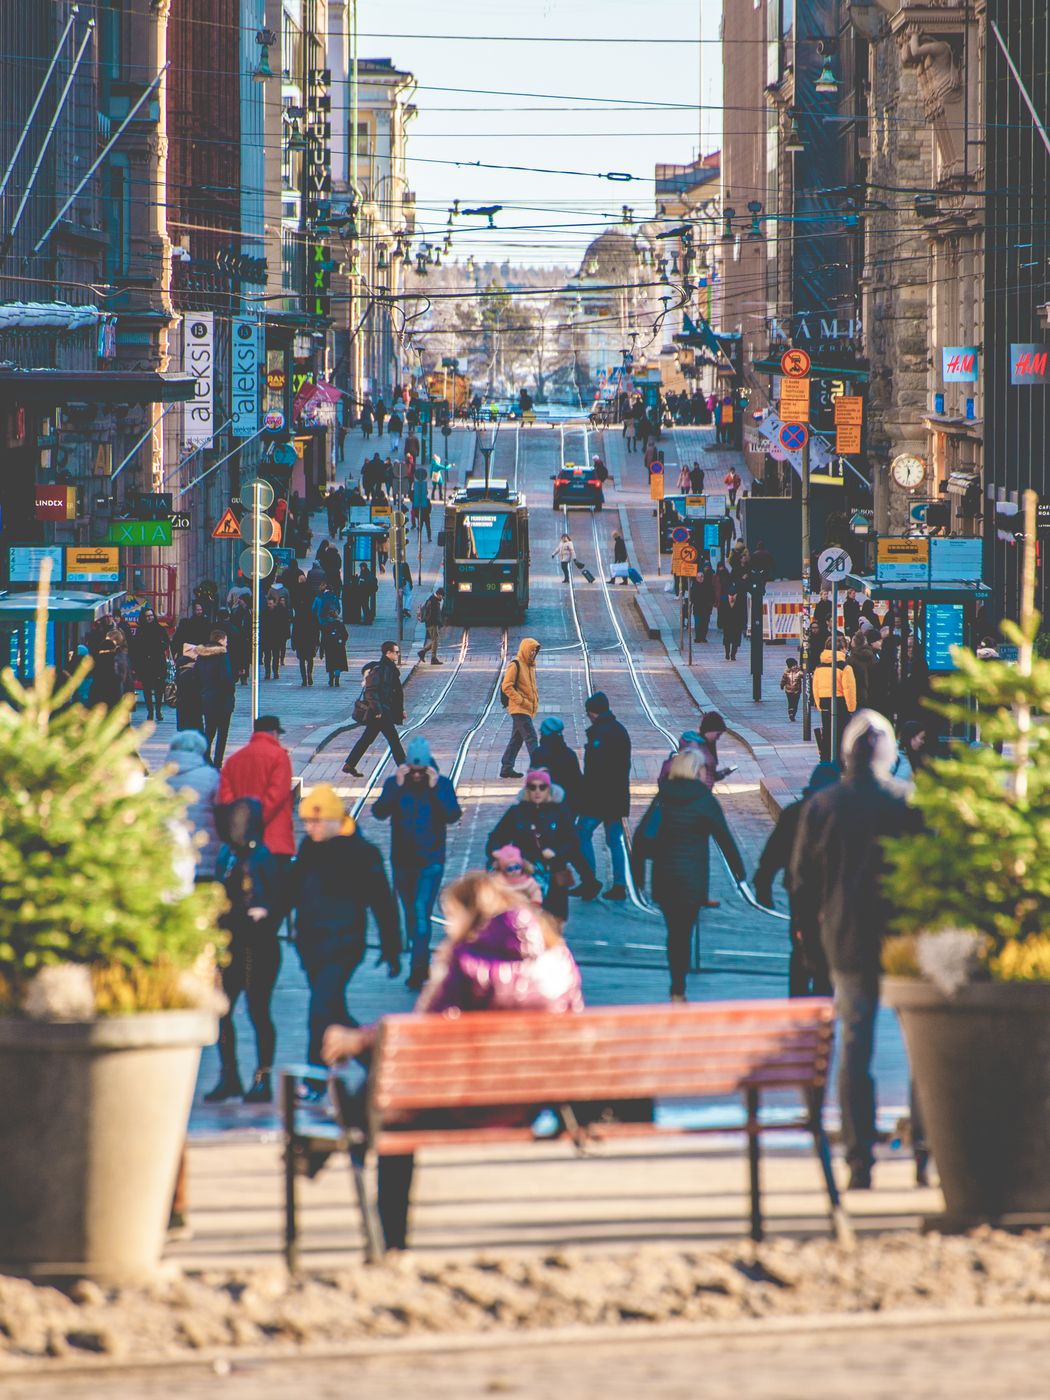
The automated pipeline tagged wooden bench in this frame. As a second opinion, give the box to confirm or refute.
[281,998,849,1268]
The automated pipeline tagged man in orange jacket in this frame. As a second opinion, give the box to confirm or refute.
[811,647,857,762]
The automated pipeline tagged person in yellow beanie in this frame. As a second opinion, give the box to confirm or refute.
[289,783,400,1096]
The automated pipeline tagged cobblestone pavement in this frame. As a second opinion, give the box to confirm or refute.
[6,1315,1050,1398]
[189,420,910,1133]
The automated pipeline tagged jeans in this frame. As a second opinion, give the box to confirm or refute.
[834,972,880,1174]
[787,692,800,721]
[262,643,281,678]
[395,863,444,968]
[203,705,232,766]
[141,682,165,718]
[659,900,700,996]
[296,933,366,1067]
[560,560,571,582]
[501,713,538,772]
[216,924,282,1077]
[299,655,314,683]
[345,716,406,769]
[577,815,627,886]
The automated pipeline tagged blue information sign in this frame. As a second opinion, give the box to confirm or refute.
[925,603,965,671]
[930,537,983,583]
[703,522,720,553]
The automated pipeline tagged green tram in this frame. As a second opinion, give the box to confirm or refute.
[440,479,530,622]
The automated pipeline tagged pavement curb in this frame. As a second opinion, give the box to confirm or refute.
[7,1302,1049,1381]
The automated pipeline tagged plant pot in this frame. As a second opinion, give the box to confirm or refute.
[0,1009,216,1280]
[884,977,1050,1225]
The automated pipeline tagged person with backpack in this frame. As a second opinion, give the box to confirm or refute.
[203,798,283,1104]
[499,638,541,779]
[342,641,406,776]
[417,586,445,665]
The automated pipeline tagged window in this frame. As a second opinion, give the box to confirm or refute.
[454,513,517,561]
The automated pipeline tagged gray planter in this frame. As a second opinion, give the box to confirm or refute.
[0,1010,215,1280]
[884,977,1050,1225]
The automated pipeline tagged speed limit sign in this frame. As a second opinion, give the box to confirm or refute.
[817,546,853,581]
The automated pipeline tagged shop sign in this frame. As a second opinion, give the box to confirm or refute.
[231,318,260,438]
[65,545,120,583]
[942,346,979,383]
[182,312,215,447]
[34,485,75,521]
[875,537,929,583]
[106,520,173,547]
[1010,344,1050,385]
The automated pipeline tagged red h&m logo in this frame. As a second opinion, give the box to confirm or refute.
[946,353,975,374]
[1011,344,1050,385]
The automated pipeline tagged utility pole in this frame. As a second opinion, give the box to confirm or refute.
[800,434,812,741]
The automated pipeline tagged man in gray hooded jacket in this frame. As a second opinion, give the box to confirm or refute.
[790,710,922,1191]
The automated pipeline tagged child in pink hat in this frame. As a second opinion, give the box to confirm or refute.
[489,844,543,904]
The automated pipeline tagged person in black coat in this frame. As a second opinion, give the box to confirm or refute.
[342,641,406,774]
[129,608,171,721]
[291,783,400,1086]
[486,769,597,921]
[260,595,290,680]
[87,632,132,711]
[632,750,745,1000]
[790,710,923,1190]
[172,602,212,653]
[753,761,839,996]
[359,564,378,624]
[720,587,746,660]
[532,716,584,813]
[292,605,320,686]
[195,629,236,765]
[323,617,349,686]
[577,691,632,900]
[690,565,716,643]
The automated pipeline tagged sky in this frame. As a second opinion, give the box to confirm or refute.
[358,0,724,269]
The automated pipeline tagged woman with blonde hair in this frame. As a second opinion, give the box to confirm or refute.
[322,870,582,1248]
[631,749,746,1001]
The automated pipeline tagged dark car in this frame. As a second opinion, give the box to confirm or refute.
[552,462,604,510]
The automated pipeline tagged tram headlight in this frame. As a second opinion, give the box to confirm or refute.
[456,581,473,592]
[499,582,514,592]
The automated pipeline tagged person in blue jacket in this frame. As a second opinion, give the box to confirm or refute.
[372,733,462,990]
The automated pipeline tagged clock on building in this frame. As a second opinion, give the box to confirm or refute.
[890,453,927,490]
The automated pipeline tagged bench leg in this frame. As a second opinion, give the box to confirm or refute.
[349,1149,385,1264]
[281,1072,299,1273]
[806,1087,854,1250]
[745,1087,763,1243]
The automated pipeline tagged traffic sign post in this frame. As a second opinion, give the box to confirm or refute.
[817,548,854,761]
[239,477,275,726]
[779,422,809,453]
[651,462,665,573]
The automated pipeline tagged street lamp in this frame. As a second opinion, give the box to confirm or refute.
[784,110,805,154]
[814,40,840,94]
[253,27,276,83]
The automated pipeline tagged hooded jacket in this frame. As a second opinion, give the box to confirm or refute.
[632,776,744,908]
[789,711,921,980]
[486,783,587,878]
[218,730,295,855]
[811,648,858,712]
[167,730,221,874]
[194,642,235,713]
[372,768,462,868]
[579,709,632,820]
[291,826,400,963]
[847,640,876,707]
[418,905,583,1016]
[502,639,540,716]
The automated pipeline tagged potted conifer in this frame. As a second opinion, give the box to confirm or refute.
[0,570,225,1278]
[882,492,1050,1226]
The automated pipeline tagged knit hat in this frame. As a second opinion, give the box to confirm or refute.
[584,691,610,715]
[406,735,434,767]
[679,730,703,747]
[525,768,552,787]
[491,844,525,871]
[299,783,354,828]
[539,715,564,737]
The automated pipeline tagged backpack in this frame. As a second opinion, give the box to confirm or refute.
[499,659,520,708]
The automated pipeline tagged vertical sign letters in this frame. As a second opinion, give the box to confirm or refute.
[231,318,260,438]
[183,312,215,448]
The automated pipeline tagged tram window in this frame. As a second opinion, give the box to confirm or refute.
[455,512,517,560]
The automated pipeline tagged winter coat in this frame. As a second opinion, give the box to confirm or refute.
[720,594,747,645]
[323,619,349,673]
[362,654,405,722]
[214,799,281,933]
[532,734,584,811]
[172,615,213,652]
[690,572,716,611]
[811,649,858,712]
[486,788,588,884]
[217,730,295,856]
[553,539,576,564]
[291,828,400,962]
[612,536,628,565]
[790,745,921,981]
[168,735,221,874]
[579,711,632,820]
[631,777,744,910]
[87,645,131,709]
[312,590,340,626]
[195,643,235,716]
[420,592,443,627]
[372,770,462,868]
[129,620,170,686]
[847,642,876,707]
[501,638,540,717]
[260,604,290,647]
[418,906,583,1017]
[292,608,321,658]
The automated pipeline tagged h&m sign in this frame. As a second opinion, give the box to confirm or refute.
[942,346,979,382]
[1011,344,1050,385]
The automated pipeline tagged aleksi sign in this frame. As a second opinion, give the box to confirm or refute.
[1010,344,1050,385]
[183,312,215,447]
[942,347,979,383]
[231,318,260,438]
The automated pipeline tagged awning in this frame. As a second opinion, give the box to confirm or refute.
[0,370,195,404]
[0,590,126,624]
[946,471,979,496]
[858,577,991,602]
[753,356,870,382]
